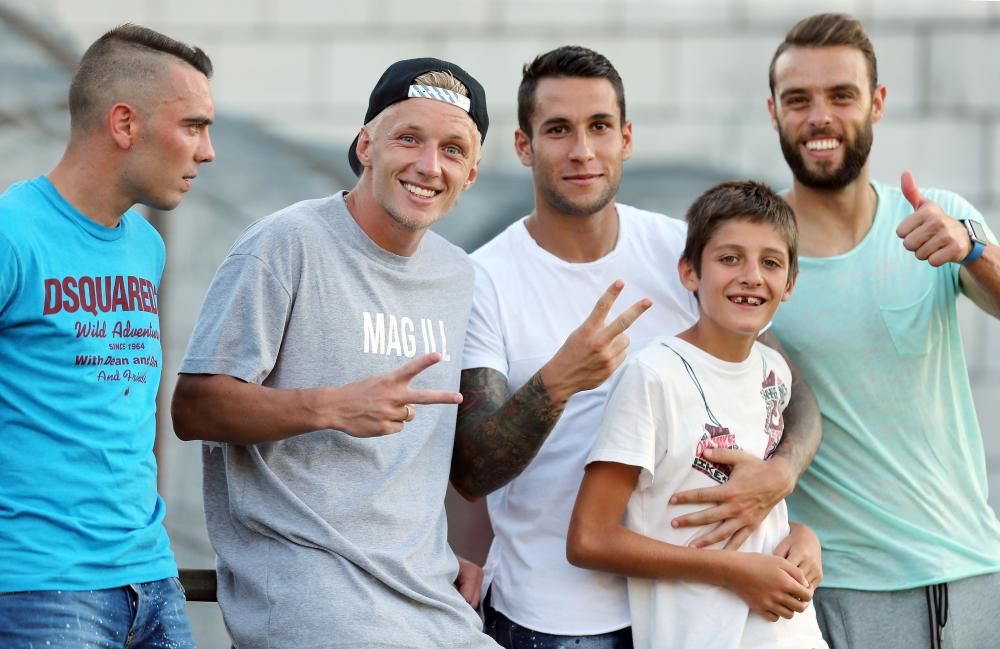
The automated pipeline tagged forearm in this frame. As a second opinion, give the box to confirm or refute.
[569,512,814,621]
[451,368,565,499]
[572,462,810,619]
[774,373,821,481]
[759,331,822,482]
[452,282,650,498]
[172,373,325,444]
[570,462,735,586]
[567,516,735,586]
[961,244,1000,319]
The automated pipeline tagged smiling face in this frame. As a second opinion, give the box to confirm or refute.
[680,219,796,359]
[356,97,480,233]
[768,45,884,191]
[122,61,215,211]
[516,76,631,218]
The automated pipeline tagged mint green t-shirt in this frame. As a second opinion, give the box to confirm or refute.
[773,180,1000,591]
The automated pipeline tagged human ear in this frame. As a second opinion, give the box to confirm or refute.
[767,96,779,132]
[781,271,798,301]
[463,159,480,191]
[514,128,534,167]
[621,120,633,161]
[355,127,373,168]
[108,103,137,150]
[678,256,700,293]
[870,84,887,124]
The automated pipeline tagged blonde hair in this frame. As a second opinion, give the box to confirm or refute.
[413,70,469,97]
[365,70,473,137]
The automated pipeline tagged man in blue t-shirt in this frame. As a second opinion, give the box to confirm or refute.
[766,13,1000,649]
[0,24,215,648]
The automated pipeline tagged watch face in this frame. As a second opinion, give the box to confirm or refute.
[966,219,989,244]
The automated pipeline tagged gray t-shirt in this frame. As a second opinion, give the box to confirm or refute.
[180,192,495,648]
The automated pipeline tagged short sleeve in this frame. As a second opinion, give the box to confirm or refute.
[152,229,166,284]
[0,234,21,318]
[179,252,292,384]
[779,360,792,412]
[587,357,666,481]
[461,259,508,375]
[926,187,991,291]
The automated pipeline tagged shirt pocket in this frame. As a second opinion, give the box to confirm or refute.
[878,283,941,358]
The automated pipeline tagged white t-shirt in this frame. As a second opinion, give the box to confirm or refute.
[590,337,827,649]
[463,204,698,634]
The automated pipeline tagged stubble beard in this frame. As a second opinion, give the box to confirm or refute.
[378,182,452,233]
[136,183,183,213]
[537,173,620,218]
[384,205,426,232]
[778,118,873,191]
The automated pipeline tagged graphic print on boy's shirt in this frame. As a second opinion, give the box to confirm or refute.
[694,423,740,483]
[666,343,787,485]
[761,370,787,458]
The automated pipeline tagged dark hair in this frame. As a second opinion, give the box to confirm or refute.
[69,24,213,129]
[682,180,799,280]
[517,45,626,137]
[769,13,877,95]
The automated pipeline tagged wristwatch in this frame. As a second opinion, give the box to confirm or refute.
[959,219,988,266]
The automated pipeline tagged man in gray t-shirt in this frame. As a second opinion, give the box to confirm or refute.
[171,58,498,649]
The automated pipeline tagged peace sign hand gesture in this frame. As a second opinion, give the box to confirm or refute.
[323,352,462,438]
[539,280,652,405]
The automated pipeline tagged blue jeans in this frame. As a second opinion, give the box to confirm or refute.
[0,577,195,648]
[484,598,632,649]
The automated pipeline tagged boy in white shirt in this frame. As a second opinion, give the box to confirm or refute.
[568,180,829,649]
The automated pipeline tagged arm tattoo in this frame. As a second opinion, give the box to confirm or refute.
[451,367,566,499]
[759,331,822,479]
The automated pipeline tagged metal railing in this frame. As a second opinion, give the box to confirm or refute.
[178,569,218,603]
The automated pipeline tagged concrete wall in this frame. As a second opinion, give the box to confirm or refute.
[19,0,1000,220]
[7,1,1000,645]
[28,0,1000,484]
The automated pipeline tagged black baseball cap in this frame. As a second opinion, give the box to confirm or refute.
[348,57,489,176]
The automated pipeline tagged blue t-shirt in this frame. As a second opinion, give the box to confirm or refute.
[0,176,176,592]
[774,179,1000,590]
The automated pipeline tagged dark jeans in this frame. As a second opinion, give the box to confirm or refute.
[484,598,633,649]
[0,577,195,648]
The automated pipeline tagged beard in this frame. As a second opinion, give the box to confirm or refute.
[778,119,873,191]
[535,171,620,218]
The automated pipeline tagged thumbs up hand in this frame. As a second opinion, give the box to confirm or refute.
[895,170,972,267]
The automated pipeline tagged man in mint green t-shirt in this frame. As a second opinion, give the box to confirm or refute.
[766,13,1000,649]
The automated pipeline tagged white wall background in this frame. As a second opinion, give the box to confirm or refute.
[6,1,1000,646]
[13,0,1000,210]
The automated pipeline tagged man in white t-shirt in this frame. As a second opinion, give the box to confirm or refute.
[452,45,825,647]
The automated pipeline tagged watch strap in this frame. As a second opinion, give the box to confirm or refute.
[960,219,987,265]
[961,240,986,266]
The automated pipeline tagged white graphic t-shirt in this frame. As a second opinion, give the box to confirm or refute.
[590,337,827,649]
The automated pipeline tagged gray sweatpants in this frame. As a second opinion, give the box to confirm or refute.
[814,572,1000,649]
